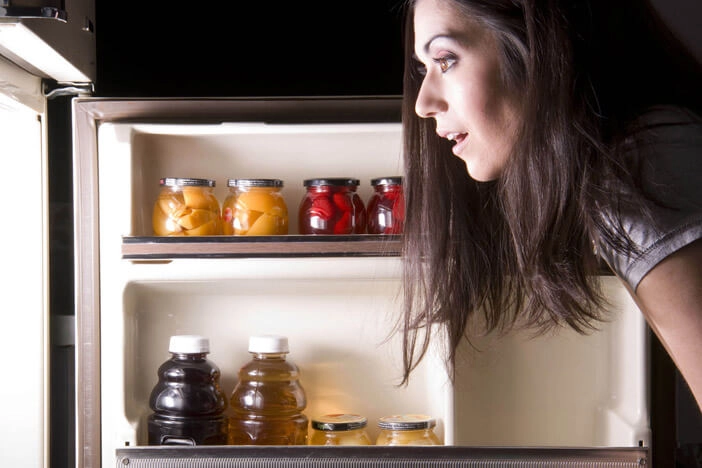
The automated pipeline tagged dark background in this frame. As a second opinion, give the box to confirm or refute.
[93,1,406,97]
[91,0,701,99]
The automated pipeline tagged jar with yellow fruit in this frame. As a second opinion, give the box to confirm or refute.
[222,179,288,236]
[309,414,372,446]
[375,414,441,446]
[152,177,223,236]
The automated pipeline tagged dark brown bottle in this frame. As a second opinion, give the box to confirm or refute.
[228,335,308,445]
[147,335,228,445]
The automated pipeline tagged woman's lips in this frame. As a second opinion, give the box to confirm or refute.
[450,133,468,156]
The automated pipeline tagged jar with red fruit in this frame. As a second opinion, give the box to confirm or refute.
[366,177,404,235]
[348,178,367,234]
[299,178,360,235]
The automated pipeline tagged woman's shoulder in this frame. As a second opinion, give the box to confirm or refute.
[599,105,702,291]
[627,105,702,144]
[634,105,701,123]
[625,105,702,193]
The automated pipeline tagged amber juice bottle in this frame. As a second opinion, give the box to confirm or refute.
[228,335,309,445]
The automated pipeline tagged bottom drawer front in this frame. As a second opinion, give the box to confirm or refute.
[116,446,648,467]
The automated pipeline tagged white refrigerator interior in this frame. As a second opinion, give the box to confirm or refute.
[94,119,449,467]
[0,56,48,468]
[83,110,649,466]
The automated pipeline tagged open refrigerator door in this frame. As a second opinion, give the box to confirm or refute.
[0,3,94,467]
[0,54,49,468]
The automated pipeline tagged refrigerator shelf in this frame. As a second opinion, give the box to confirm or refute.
[122,234,402,259]
[116,445,649,467]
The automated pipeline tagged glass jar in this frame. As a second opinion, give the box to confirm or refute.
[152,177,222,236]
[309,414,372,446]
[298,178,359,235]
[366,177,404,235]
[222,179,288,235]
[375,414,441,446]
[348,179,367,234]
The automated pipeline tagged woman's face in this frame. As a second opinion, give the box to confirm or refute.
[413,0,520,181]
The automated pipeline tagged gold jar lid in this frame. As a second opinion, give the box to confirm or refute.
[311,414,368,432]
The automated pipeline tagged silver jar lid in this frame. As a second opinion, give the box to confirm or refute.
[159,177,215,187]
[227,178,284,188]
[378,414,436,431]
[371,176,403,186]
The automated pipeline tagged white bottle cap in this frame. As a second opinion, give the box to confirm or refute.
[169,335,210,354]
[249,335,289,354]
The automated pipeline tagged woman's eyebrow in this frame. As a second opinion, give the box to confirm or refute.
[422,34,453,54]
[421,32,471,55]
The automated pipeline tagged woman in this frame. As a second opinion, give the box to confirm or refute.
[399,0,702,410]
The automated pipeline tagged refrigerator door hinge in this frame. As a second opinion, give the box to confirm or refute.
[52,314,75,347]
[43,79,94,99]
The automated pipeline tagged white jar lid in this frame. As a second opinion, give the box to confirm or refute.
[249,335,289,353]
[169,335,210,354]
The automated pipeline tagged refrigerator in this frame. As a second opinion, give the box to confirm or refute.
[1,1,700,467]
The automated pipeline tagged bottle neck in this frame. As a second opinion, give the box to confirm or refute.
[171,352,207,360]
[252,352,287,360]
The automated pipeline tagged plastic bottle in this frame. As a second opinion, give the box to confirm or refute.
[228,335,309,445]
[147,335,228,446]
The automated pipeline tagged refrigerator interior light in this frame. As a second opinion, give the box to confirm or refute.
[0,22,90,83]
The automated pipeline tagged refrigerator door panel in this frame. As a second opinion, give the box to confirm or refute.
[453,276,650,447]
[73,98,649,467]
[0,55,48,468]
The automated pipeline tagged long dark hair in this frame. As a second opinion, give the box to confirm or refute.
[399,0,702,384]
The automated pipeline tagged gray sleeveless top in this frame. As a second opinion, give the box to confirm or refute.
[597,106,702,291]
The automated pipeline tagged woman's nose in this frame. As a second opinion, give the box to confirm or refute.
[414,76,447,118]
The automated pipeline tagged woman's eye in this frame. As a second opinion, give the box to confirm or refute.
[433,54,456,73]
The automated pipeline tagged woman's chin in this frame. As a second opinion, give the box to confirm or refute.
[464,162,501,182]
